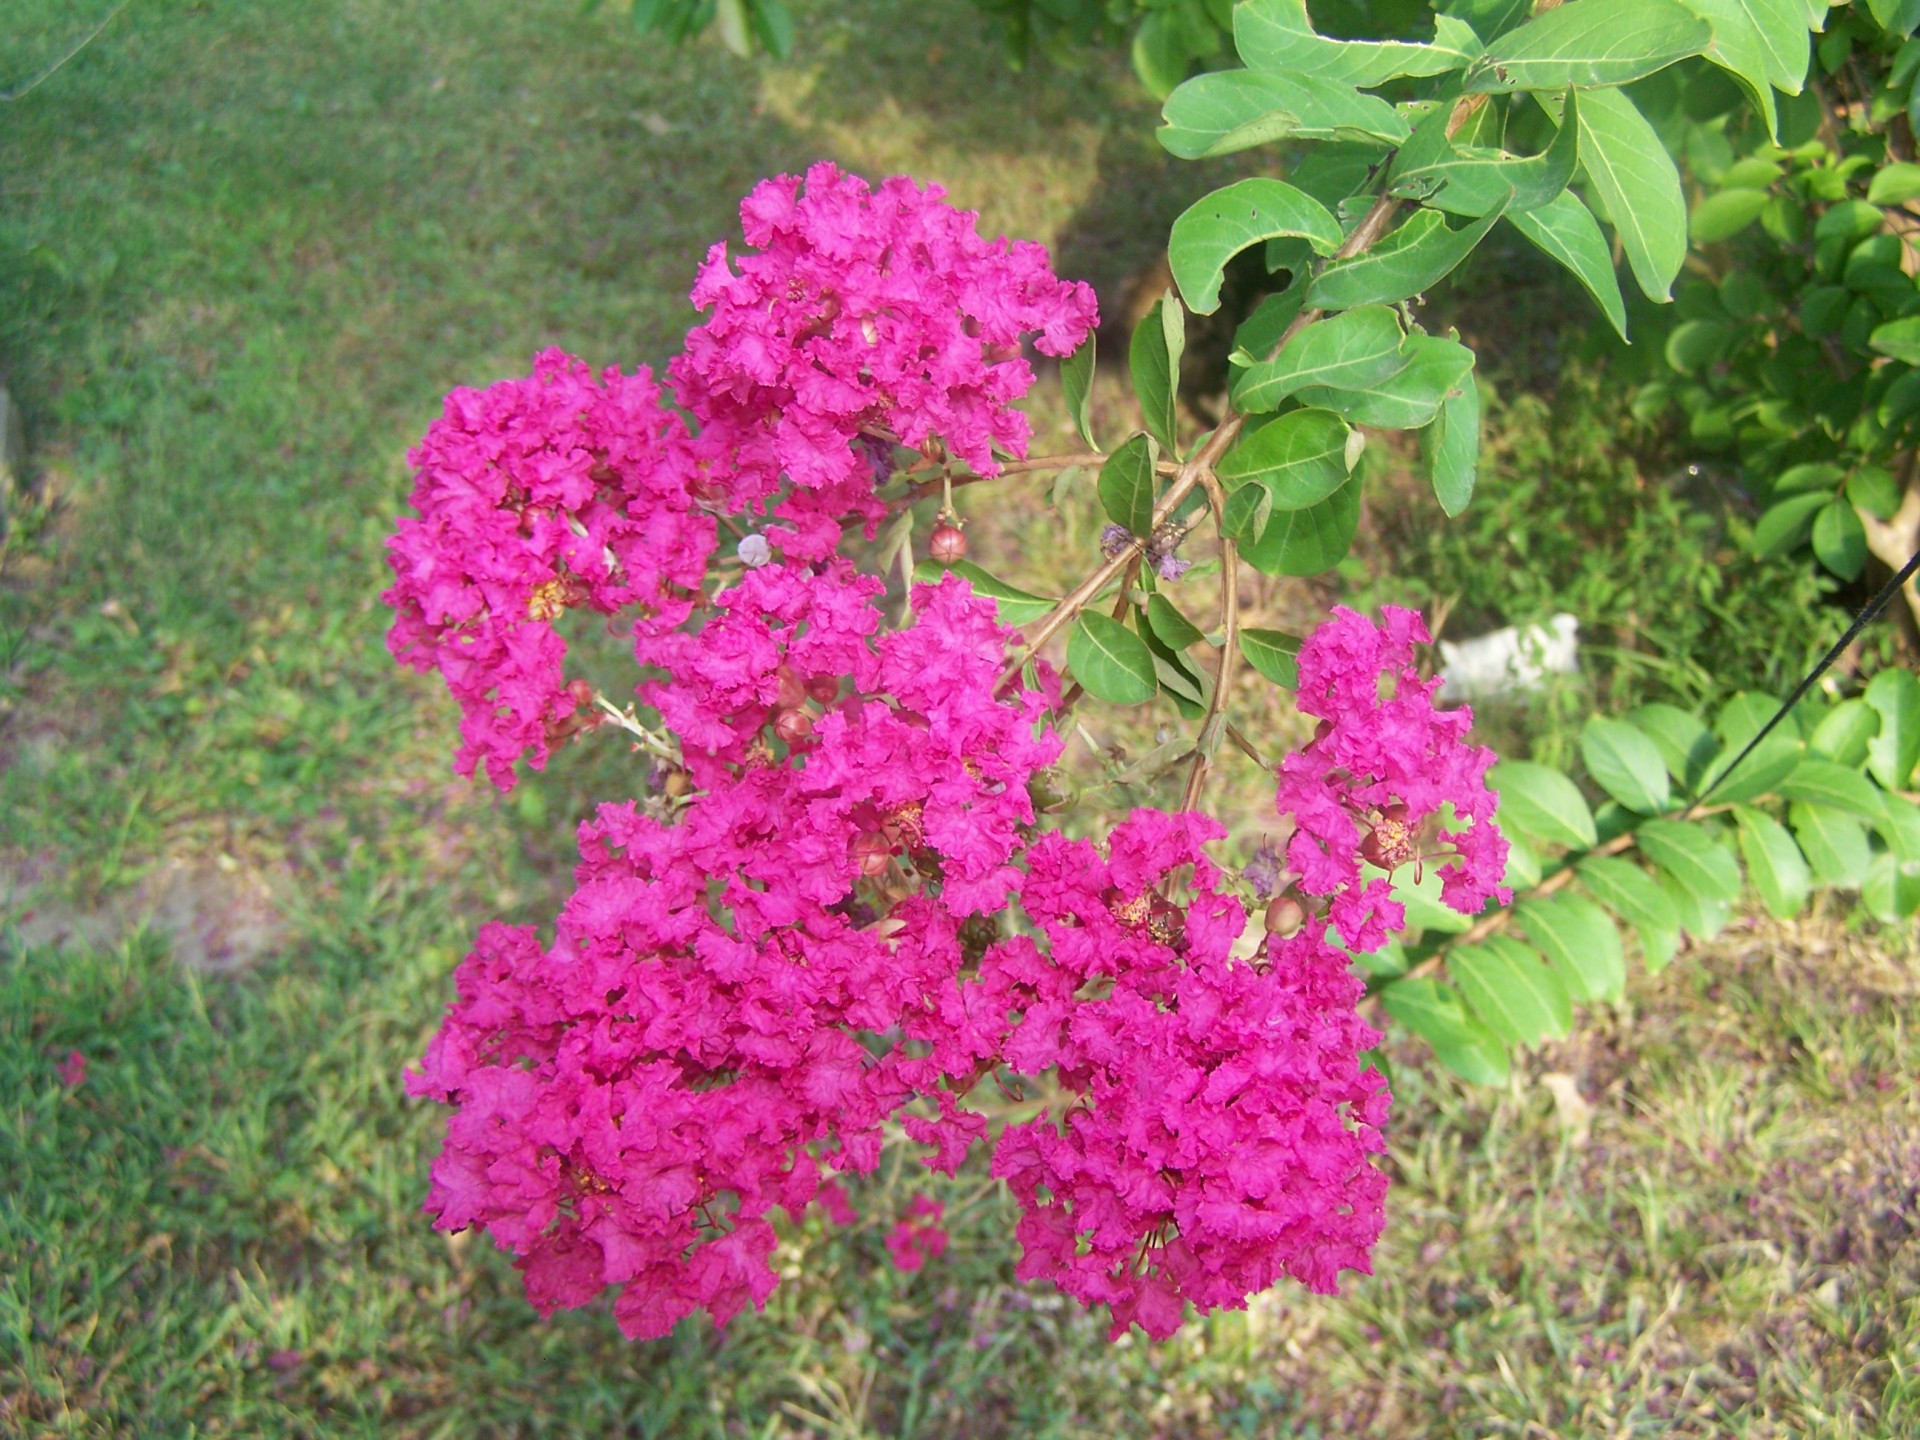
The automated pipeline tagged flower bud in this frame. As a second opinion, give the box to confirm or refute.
[850,831,893,878]
[1264,895,1307,938]
[929,522,968,563]
[776,665,807,709]
[772,706,814,746]
[805,673,840,704]
[1025,766,1075,814]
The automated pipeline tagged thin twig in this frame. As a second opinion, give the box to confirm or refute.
[591,694,681,762]
[2,0,135,102]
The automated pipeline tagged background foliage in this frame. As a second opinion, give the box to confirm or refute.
[1,0,1916,1435]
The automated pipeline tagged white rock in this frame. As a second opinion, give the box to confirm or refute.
[1437,613,1579,702]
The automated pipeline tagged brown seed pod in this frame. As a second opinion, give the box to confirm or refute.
[929,522,968,563]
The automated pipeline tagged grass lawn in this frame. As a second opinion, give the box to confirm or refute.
[2,1,1916,1435]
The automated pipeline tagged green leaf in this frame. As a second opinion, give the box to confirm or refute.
[1131,296,1185,455]
[1847,465,1903,520]
[1778,757,1888,819]
[1231,305,1409,413]
[1811,499,1868,580]
[1158,69,1410,160]
[1490,759,1599,849]
[1660,867,1732,939]
[714,0,752,55]
[1637,818,1742,903]
[1451,936,1573,1046]
[1578,854,1681,933]
[1578,87,1688,303]
[1066,613,1159,705]
[1136,609,1211,719]
[1238,628,1302,687]
[1463,0,1712,93]
[1168,180,1344,317]
[1628,703,1716,791]
[1773,462,1844,496]
[1815,199,1883,243]
[1871,316,1920,366]
[1235,285,1309,363]
[1811,698,1880,768]
[1750,491,1829,556]
[1865,668,1920,791]
[1735,806,1811,918]
[1503,834,1544,890]
[1236,0,1483,87]
[1237,477,1363,576]
[1060,336,1096,450]
[913,560,1055,627]
[1876,789,1920,861]
[1389,863,1479,935]
[1516,893,1626,1002]
[1870,0,1920,40]
[1699,694,1805,804]
[1678,0,1812,138]
[1869,161,1920,205]
[746,0,795,57]
[1132,11,1198,99]
[1581,715,1673,814]
[1423,374,1481,516]
[1690,187,1772,243]
[1640,923,1680,973]
[1218,408,1354,513]
[1389,89,1579,216]
[1381,977,1511,1085]
[1098,433,1161,539]
[1789,801,1872,887]
[1145,593,1206,651]
[1306,200,1508,311]
[1665,319,1736,374]
[1298,334,1476,431]
[1508,190,1629,341]
[1863,849,1920,921]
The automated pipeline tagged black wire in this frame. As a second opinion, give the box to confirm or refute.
[1698,544,1920,805]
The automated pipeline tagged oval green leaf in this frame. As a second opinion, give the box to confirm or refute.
[1581,715,1672,814]
[1490,759,1599,849]
[1637,818,1742,903]
[1169,179,1343,316]
[1451,936,1573,1046]
[1515,893,1626,1002]
[1230,305,1409,414]
[1380,977,1511,1085]
[1098,433,1161,539]
[1067,612,1159,705]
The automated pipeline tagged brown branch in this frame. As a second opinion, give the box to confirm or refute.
[1179,471,1240,813]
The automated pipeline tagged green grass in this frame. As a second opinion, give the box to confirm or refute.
[2,1,1916,1435]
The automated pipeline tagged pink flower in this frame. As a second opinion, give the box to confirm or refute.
[989,810,1391,1340]
[885,1196,950,1273]
[56,1049,87,1088]
[671,163,1096,559]
[389,173,1489,1350]
[384,350,712,789]
[1274,606,1509,952]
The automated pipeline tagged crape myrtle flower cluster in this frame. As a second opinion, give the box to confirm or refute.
[385,166,1509,1342]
